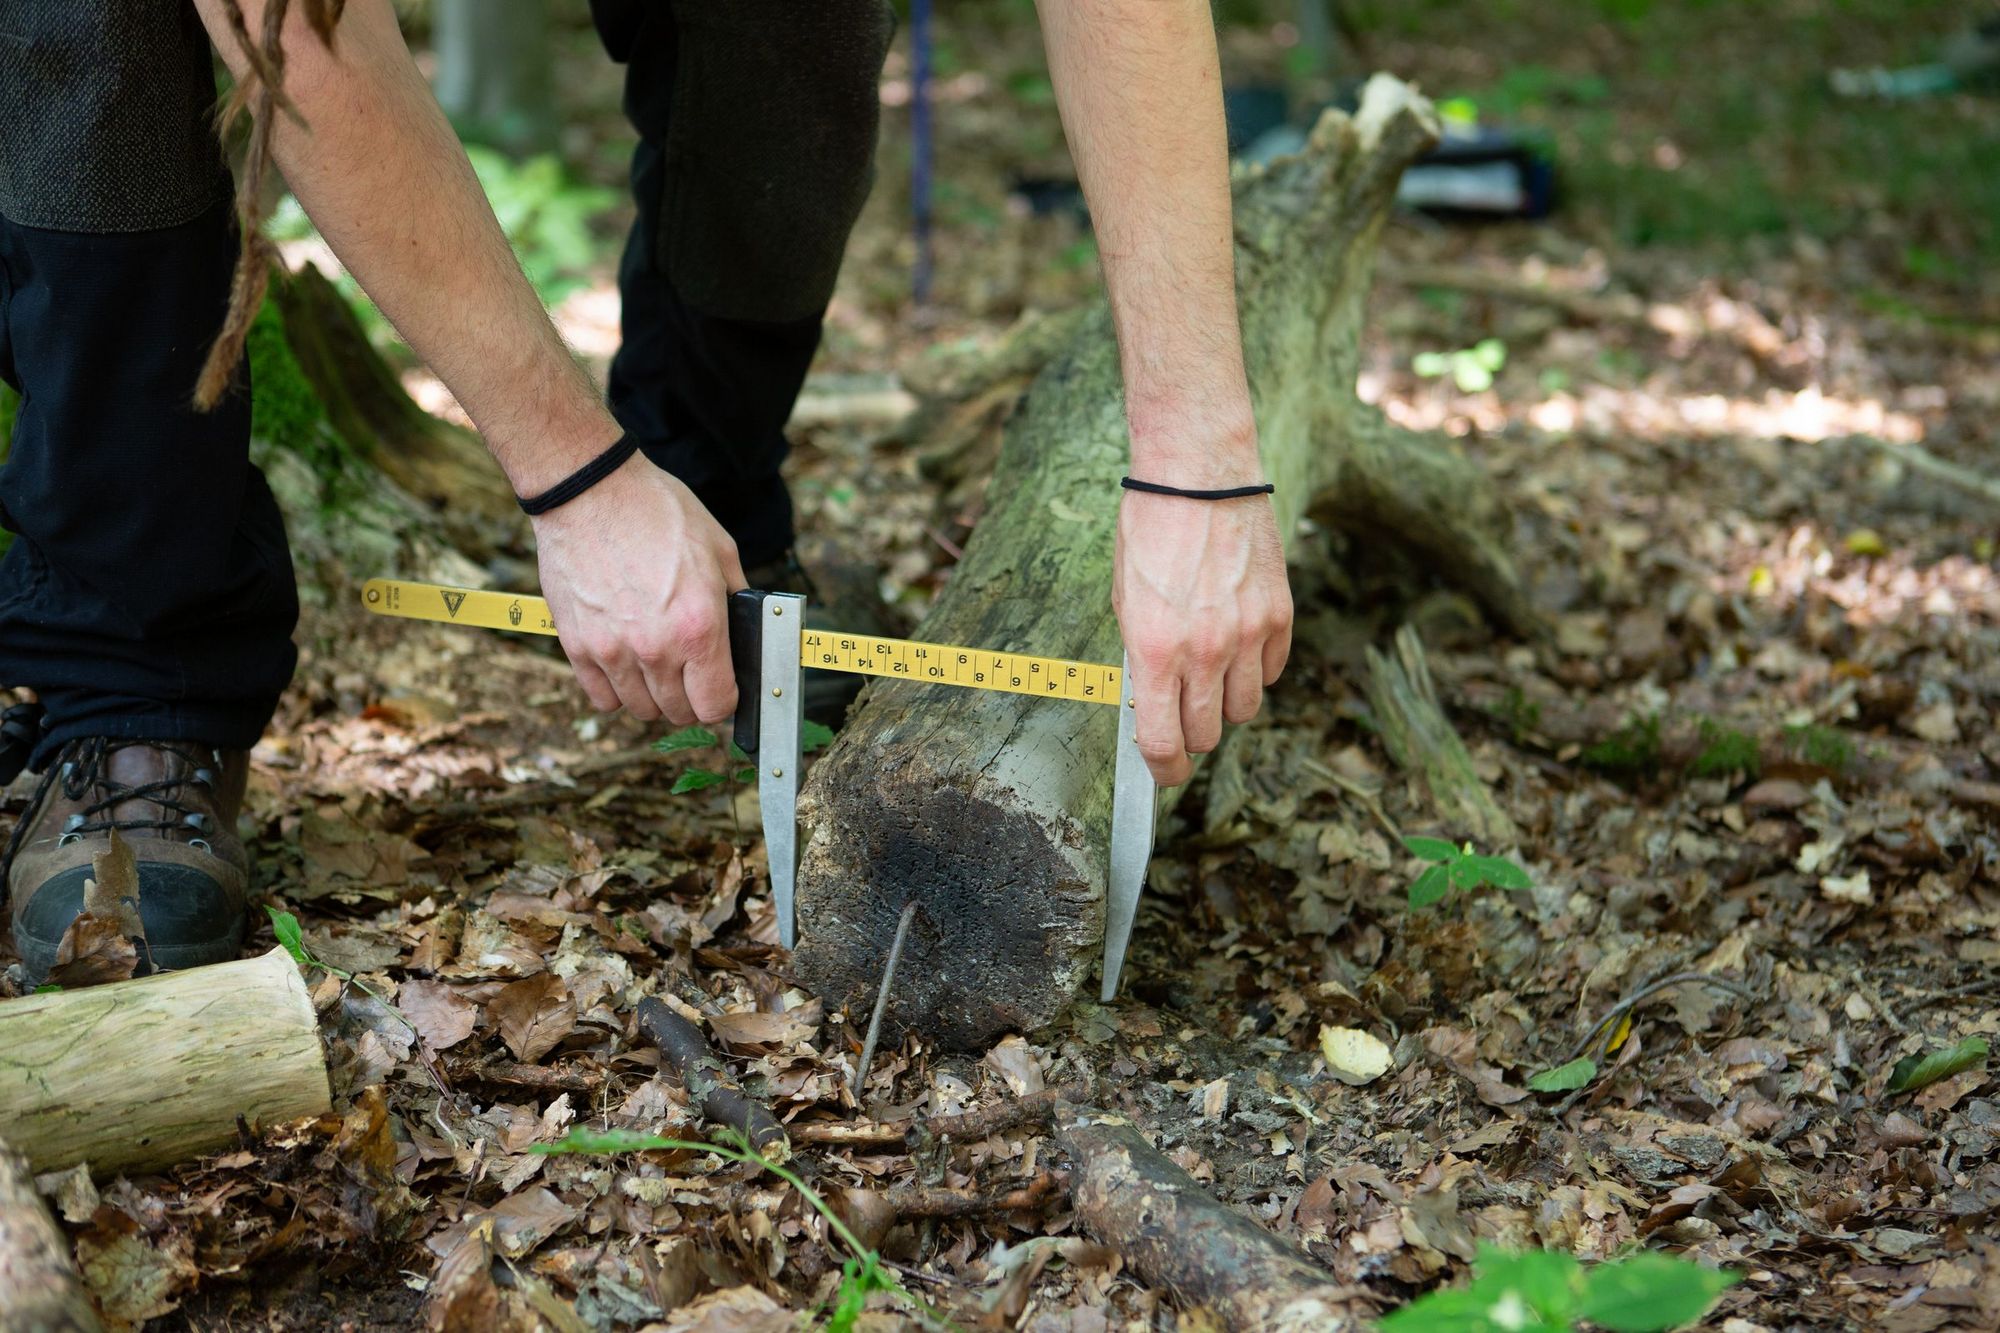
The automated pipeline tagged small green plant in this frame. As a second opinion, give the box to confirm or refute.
[1414,338,1507,393]
[1404,837,1532,909]
[655,720,835,794]
[536,1126,923,1329]
[1582,713,1663,778]
[1688,720,1760,781]
[1887,1036,1990,1096]
[1491,687,1543,744]
[1784,723,1854,774]
[267,906,415,1034]
[1380,1242,1738,1333]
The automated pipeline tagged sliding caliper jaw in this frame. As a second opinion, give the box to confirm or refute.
[728,589,806,948]
[1101,651,1157,1000]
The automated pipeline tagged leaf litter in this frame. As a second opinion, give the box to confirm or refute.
[0,5,1997,1330]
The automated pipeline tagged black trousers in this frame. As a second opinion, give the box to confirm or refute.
[0,0,892,769]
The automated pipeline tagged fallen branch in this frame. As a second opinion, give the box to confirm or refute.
[0,1140,101,1333]
[0,946,331,1177]
[443,1058,609,1096]
[788,1086,1078,1151]
[883,1168,1067,1219]
[1840,433,2000,511]
[635,998,788,1162]
[1054,1105,1361,1331]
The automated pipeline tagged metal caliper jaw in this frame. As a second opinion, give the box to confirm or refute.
[1101,652,1158,1000]
[728,589,806,948]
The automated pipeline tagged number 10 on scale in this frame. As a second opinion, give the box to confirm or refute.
[800,632,1122,707]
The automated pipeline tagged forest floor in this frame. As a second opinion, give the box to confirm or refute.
[4,2,1998,1330]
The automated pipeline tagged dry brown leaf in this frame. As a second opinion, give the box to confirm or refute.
[398,979,479,1050]
[49,912,139,988]
[75,1209,196,1327]
[489,973,576,1064]
[984,1033,1046,1096]
[706,1002,820,1049]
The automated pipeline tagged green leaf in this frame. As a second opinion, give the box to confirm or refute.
[1471,338,1509,372]
[670,768,726,794]
[1578,1251,1739,1332]
[729,741,751,762]
[801,719,836,754]
[1409,864,1454,909]
[1886,1036,1990,1095]
[1403,836,1460,863]
[1452,359,1496,394]
[1376,1286,1513,1331]
[1528,1057,1597,1093]
[1472,1244,1584,1323]
[654,726,719,755]
[265,906,306,965]
[1463,855,1532,891]
[735,766,756,782]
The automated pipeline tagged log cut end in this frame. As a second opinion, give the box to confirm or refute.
[794,749,1102,1050]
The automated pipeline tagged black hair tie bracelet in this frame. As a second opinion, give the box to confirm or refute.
[1120,477,1275,501]
[517,433,641,516]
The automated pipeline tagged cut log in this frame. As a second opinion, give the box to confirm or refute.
[793,76,1536,1048]
[0,1141,101,1333]
[1055,1106,1361,1331]
[0,947,331,1178]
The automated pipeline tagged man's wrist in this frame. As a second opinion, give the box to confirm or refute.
[1126,401,1262,489]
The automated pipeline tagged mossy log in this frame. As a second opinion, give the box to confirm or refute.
[793,77,1536,1049]
[0,947,330,1178]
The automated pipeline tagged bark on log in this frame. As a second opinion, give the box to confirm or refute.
[793,76,1535,1048]
[1054,1107,1360,1331]
[0,947,331,1177]
[0,1142,101,1333]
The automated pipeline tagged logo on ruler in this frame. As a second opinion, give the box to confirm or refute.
[508,600,523,627]
[441,590,467,618]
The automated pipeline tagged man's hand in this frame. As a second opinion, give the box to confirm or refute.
[531,456,746,726]
[1115,466,1292,787]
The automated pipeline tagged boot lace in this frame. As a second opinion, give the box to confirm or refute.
[1,737,220,898]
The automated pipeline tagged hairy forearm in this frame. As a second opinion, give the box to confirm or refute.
[193,0,615,491]
[1034,0,1258,483]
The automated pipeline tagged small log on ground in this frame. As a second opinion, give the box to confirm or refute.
[0,947,331,1177]
[635,998,789,1161]
[1055,1107,1359,1331]
[794,76,1537,1048]
[0,1141,101,1333]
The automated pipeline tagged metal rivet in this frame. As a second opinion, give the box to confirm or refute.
[366,587,379,603]
[771,687,782,697]
[771,605,783,617]
[771,767,783,778]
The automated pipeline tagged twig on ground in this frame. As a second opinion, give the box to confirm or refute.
[421,746,667,822]
[635,997,789,1162]
[444,1058,608,1096]
[787,1085,1079,1151]
[883,1168,1067,1218]
[1551,970,1762,1116]
[855,901,920,1095]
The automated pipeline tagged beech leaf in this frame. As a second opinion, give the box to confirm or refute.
[1886,1036,1990,1095]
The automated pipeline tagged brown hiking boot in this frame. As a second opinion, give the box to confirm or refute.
[5,738,250,981]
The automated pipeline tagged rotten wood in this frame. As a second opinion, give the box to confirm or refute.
[0,1141,102,1333]
[1365,623,1515,844]
[0,946,331,1177]
[1054,1105,1363,1331]
[883,1168,1066,1219]
[787,1085,1077,1150]
[634,997,789,1161]
[793,77,1539,1049]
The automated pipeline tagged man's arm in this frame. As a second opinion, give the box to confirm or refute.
[1034,0,1294,785]
[192,0,742,727]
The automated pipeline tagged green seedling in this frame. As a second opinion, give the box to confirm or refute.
[1582,713,1663,778]
[1689,720,1759,780]
[1414,337,1508,393]
[1404,837,1532,909]
[1784,723,1854,774]
[536,1126,936,1330]
[1381,1242,1738,1333]
[266,906,415,1035]
[1528,1056,1599,1093]
[656,720,835,795]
